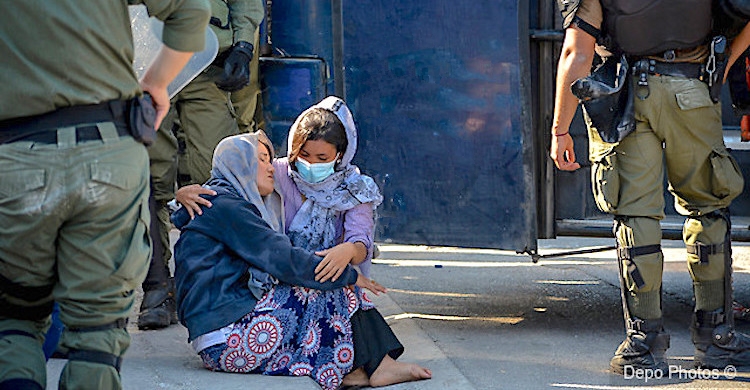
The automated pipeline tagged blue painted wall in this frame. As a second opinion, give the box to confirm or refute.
[263,1,536,251]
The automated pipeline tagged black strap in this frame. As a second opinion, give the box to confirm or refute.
[209,16,230,30]
[3,125,130,145]
[0,329,36,339]
[0,299,54,321]
[0,378,43,390]
[626,317,663,333]
[718,208,735,328]
[695,309,727,326]
[67,349,123,372]
[686,242,724,264]
[572,15,600,39]
[648,61,704,79]
[0,273,53,301]
[617,244,662,289]
[67,318,128,333]
[0,99,128,144]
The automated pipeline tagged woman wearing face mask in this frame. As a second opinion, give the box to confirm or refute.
[177,97,381,280]
[172,132,431,389]
[278,96,382,282]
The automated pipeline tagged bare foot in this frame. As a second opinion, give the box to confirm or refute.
[369,356,432,387]
[342,367,370,387]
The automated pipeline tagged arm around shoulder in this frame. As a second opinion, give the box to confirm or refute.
[199,195,359,289]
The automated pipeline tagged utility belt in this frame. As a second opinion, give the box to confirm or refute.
[0,94,156,146]
[631,36,727,102]
[632,60,704,79]
[570,36,726,143]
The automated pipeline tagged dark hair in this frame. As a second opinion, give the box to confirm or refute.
[289,108,347,165]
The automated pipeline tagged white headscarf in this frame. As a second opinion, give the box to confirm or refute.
[209,132,284,299]
[285,96,382,253]
[210,132,283,232]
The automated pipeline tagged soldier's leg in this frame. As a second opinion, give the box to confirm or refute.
[0,319,49,389]
[659,76,749,368]
[179,70,240,186]
[0,139,67,389]
[609,216,670,373]
[55,135,151,389]
[586,112,670,373]
[139,107,179,330]
[684,211,750,368]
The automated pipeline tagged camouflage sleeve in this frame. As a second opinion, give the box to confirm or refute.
[228,0,265,44]
[140,0,211,52]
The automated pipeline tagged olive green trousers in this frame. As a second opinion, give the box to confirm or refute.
[0,128,150,389]
[587,75,744,319]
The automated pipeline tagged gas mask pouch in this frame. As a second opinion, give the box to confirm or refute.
[571,55,635,143]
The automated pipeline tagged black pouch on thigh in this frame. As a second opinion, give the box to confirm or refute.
[572,55,636,143]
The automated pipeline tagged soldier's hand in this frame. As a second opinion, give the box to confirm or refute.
[140,84,170,129]
[215,41,253,92]
[550,132,580,171]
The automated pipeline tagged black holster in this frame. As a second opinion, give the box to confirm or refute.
[571,54,636,143]
[127,93,157,146]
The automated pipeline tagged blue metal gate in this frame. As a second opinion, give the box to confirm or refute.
[262,1,537,252]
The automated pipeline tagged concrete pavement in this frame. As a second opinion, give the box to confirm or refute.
[43,234,750,389]
[45,278,473,389]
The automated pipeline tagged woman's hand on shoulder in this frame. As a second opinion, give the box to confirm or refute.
[355,274,387,295]
[175,184,217,219]
[314,242,357,282]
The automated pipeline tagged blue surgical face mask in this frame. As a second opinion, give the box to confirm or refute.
[295,154,338,183]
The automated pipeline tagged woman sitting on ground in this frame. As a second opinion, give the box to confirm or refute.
[171,132,431,389]
[275,96,381,282]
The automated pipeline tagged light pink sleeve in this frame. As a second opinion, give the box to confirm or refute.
[343,203,375,277]
[273,158,303,230]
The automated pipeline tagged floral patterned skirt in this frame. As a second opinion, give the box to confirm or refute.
[198,284,374,390]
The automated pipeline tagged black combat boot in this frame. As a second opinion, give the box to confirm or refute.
[610,318,670,374]
[138,191,178,330]
[692,308,750,368]
[138,277,178,330]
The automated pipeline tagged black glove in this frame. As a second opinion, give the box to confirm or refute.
[215,41,254,92]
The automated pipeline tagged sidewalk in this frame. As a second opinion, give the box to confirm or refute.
[45,286,474,389]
